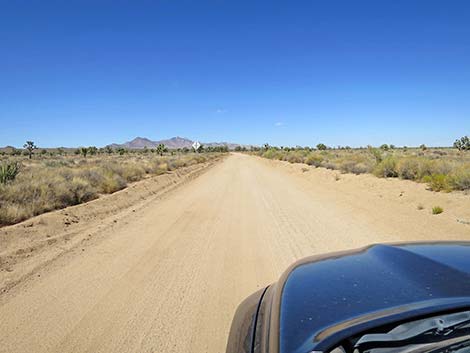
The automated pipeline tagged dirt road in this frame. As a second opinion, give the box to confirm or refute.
[1,154,469,353]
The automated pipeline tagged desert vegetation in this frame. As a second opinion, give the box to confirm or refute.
[253,137,470,193]
[0,144,224,226]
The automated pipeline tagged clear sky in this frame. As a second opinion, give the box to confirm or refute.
[1,0,469,148]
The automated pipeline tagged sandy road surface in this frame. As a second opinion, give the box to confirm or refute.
[1,154,469,353]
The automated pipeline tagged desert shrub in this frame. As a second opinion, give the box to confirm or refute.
[448,165,470,190]
[262,149,281,160]
[305,153,323,167]
[0,203,30,226]
[339,154,374,174]
[99,171,127,193]
[427,160,453,176]
[422,174,450,192]
[368,147,383,164]
[373,157,398,177]
[432,206,444,215]
[154,162,169,175]
[322,161,338,170]
[340,161,359,174]
[121,163,146,182]
[416,159,437,179]
[397,158,420,180]
[286,152,304,164]
[69,177,98,204]
[418,158,452,179]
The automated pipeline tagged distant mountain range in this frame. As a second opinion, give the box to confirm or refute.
[107,137,247,150]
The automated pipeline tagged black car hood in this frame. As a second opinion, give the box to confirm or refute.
[278,243,470,353]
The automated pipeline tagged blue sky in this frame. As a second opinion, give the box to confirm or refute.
[1,0,469,148]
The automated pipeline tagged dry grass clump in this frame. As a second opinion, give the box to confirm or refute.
[0,153,218,226]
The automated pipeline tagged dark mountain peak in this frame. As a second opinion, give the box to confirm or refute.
[107,136,247,150]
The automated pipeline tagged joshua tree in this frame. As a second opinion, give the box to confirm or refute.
[420,144,427,151]
[156,143,167,156]
[23,141,37,159]
[316,143,327,151]
[104,146,113,154]
[454,136,470,151]
[80,147,89,158]
[88,146,98,155]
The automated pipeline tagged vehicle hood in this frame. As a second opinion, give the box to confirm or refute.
[278,243,470,353]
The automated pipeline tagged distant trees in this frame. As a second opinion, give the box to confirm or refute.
[10,147,22,156]
[380,144,390,151]
[316,143,327,151]
[23,141,37,159]
[116,147,127,155]
[204,145,228,153]
[234,145,247,152]
[420,144,427,151]
[454,136,470,151]
[78,146,97,158]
